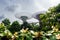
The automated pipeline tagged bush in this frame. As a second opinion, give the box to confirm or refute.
[9,21,21,33]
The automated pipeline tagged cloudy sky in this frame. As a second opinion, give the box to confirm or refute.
[0,0,60,23]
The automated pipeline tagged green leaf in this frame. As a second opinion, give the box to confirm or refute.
[49,35,56,40]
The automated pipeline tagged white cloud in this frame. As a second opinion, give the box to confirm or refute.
[50,0,60,7]
[33,0,52,11]
[0,0,60,22]
[34,0,47,11]
[34,0,60,11]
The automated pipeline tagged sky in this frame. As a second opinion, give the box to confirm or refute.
[0,0,60,23]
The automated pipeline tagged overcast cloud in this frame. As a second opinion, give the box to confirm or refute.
[0,0,60,23]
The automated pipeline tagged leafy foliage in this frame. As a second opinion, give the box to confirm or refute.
[2,18,10,26]
[9,21,21,33]
[1,3,60,40]
[0,23,5,33]
[20,16,28,22]
[21,22,32,30]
